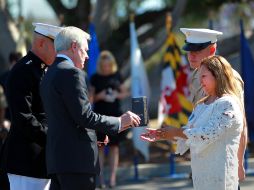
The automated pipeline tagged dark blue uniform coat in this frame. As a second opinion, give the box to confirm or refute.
[2,51,48,178]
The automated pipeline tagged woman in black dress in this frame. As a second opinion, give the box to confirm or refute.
[90,51,129,188]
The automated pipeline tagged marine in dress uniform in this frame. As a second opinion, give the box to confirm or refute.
[180,28,223,105]
[1,23,63,190]
[189,69,205,106]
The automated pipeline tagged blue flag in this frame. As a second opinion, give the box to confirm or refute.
[240,20,254,141]
[87,23,100,79]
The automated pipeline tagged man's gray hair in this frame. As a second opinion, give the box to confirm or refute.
[54,26,91,52]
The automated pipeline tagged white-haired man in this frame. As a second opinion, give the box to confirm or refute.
[181,28,247,187]
[40,26,140,190]
[1,23,63,190]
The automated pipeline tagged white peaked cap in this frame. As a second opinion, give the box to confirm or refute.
[32,22,64,40]
[180,28,223,43]
[180,28,223,51]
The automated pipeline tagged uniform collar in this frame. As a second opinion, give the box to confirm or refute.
[192,68,199,79]
[28,51,47,69]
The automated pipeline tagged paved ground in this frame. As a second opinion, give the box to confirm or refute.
[96,158,254,190]
[112,175,254,190]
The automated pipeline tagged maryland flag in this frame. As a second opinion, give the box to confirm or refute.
[158,31,193,131]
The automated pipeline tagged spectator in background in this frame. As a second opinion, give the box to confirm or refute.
[0,51,22,121]
[0,51,22,90]
[90,50,129,188]
[0,84,9,190]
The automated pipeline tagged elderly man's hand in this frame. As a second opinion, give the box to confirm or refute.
[97,135,109,147]
[119,111,140,132]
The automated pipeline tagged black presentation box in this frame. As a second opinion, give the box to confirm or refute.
[131,96,149,126]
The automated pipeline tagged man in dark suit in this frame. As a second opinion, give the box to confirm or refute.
[40,26,140,190]
[0,51,22,122]
[1,23,63,190]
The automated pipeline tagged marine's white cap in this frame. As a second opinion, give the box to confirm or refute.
[180,28,223,51]
[32,22,63,40]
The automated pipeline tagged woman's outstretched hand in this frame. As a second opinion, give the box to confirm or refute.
[140,126,183,142]
[140,128,159,142]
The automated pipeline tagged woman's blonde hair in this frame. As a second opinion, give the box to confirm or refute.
[200,55,240,99]
[96,50,118,75]
[199,55,247,146]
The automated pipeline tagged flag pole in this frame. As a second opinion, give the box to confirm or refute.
[240,19,248,173]
[130,13,140,182]
[165,12,177,178]
[165,12,172,33]
[129,13,150,182]
[164,12,189,179]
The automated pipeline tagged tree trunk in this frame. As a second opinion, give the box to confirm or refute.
[47,0,91,30]
[103,0,188,75]
[0,0,18,74]
[45,0,188,66]
[91,0,115,45]
[171,0,188,27]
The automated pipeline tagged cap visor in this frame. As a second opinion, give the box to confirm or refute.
[182,42,213,52]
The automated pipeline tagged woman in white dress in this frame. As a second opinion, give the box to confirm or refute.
[141,55,245,190]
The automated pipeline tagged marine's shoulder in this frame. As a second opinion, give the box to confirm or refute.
[13,52,44,70]
[9,56,32,77]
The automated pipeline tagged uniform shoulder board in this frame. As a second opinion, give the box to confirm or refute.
[25,60,32,65]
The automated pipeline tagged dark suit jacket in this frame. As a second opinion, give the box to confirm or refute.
[1,51,48,178]
[40,57,120,175]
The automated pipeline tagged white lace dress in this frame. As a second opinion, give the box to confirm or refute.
[176,96,243,190]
